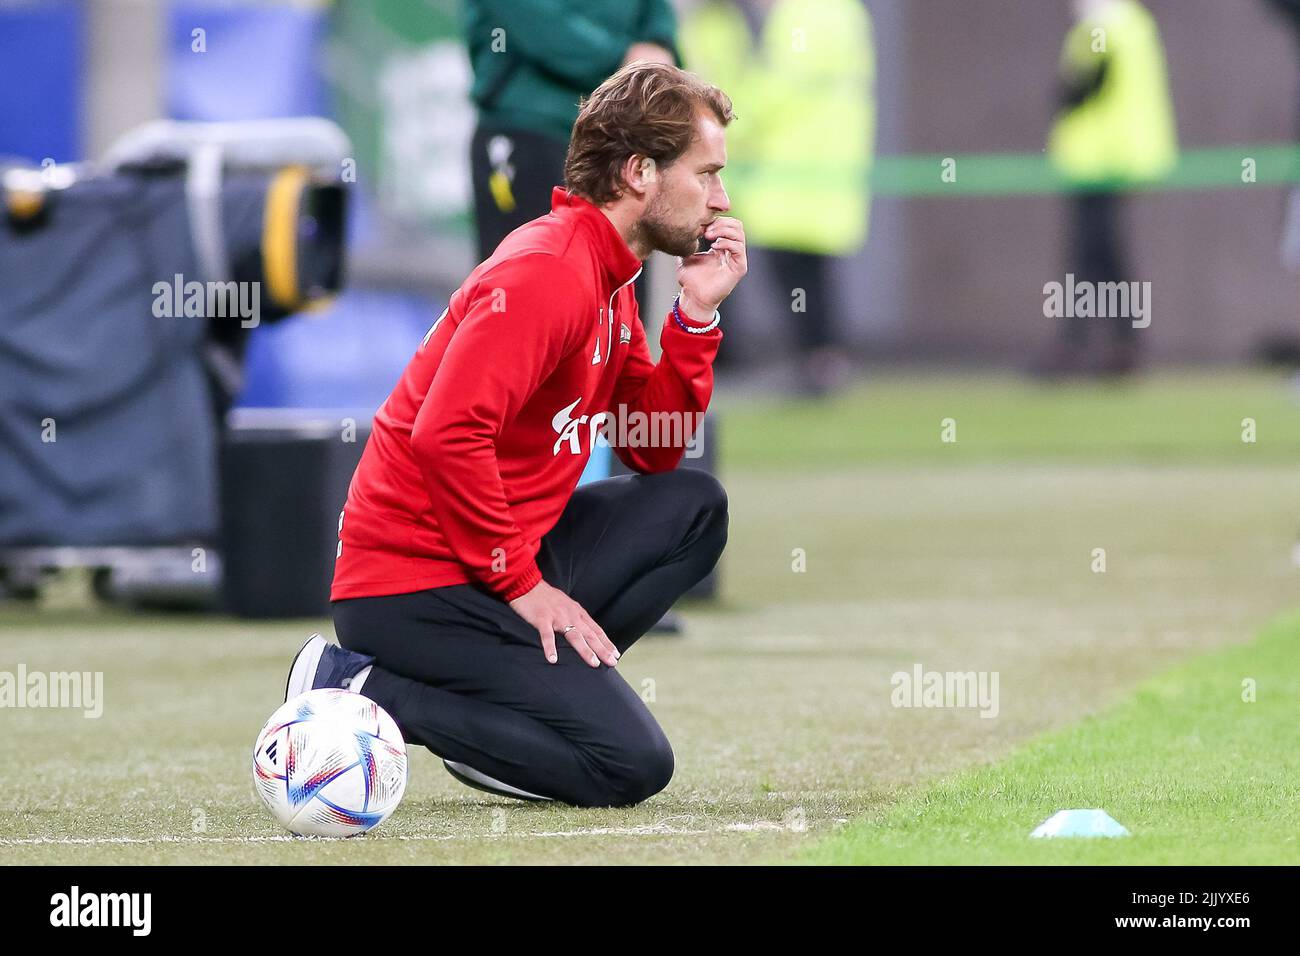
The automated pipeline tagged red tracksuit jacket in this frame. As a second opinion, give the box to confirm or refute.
[330,187,721,603]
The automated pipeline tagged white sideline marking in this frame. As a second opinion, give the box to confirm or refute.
[0,818,808,846]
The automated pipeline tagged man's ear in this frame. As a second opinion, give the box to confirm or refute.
[620,154,657,198]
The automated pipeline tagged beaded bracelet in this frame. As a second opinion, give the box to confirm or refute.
[671,295,721,334]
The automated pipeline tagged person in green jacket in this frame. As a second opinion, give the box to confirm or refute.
[462,1,681,261]
[1038,0,1177,378]
[682,0,874,394]
[1263,0,1300,271]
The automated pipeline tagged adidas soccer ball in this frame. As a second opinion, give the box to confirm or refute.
[253,688,408,837]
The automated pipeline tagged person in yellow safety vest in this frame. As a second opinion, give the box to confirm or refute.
[1038,0,1178,379]
[682,0,875,395]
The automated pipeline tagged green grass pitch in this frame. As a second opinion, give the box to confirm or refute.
[1,371,1298,864]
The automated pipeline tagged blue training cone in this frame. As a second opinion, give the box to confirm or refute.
[1030,808,1131,838]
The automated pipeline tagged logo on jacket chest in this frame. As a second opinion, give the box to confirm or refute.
[552,397,610,455]
[591,307,633,365]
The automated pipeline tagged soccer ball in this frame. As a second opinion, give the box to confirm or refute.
[252,688,408,837]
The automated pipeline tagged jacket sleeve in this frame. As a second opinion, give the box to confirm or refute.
[475,0,630,88]
[409,254,585,601]
[608,301,720,474]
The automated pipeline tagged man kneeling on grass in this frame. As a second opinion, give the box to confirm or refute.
[285,63,745,807]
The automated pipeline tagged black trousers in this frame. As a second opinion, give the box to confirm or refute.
[332,469,728,808]
[470,122,569,263]
[1065,191,1134,343]
[469,121,649,308]
[767,248,835,355]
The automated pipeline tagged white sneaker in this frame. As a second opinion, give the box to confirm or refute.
[284,634,376,702]
[283,634,328,702]
[443,760,552,802]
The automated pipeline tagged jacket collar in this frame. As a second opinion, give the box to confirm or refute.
[550,187,643,289]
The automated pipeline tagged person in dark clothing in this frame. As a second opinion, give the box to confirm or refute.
[1038,0,1176,378]
[462,0,680,262]
[1263,0,1300,270]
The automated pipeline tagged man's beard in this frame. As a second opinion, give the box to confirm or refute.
[633,192,700,258]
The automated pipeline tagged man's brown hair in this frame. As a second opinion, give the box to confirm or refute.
[564,62,735,206]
